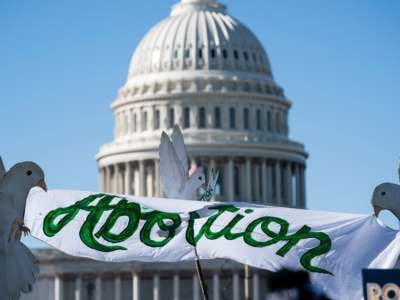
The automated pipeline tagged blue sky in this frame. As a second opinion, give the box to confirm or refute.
[1,0,399,247]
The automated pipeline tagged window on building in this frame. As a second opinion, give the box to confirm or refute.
[185,49,190,58]
[210,49,216,58]
[256,109,261,130]
[223,49,228,59]
[155,109,160,129]
[229,107,236,129]
[243,82,250,92]
[199,107,206,128]
[252,53,257,62]
[168,108,175,128]
[184,107,190,128]
[243,108,249,130]
[214,107,221,128]
[86,282,95,300]
[174,50,179,59]
[267,110,272,132]
[198,49,203,59]
[243,51,249,61]
[234,50,239,60]
[143,111,148,131]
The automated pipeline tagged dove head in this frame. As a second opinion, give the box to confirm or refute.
[371,183,400,220]
[3,161,47,193]
[188,169,206,188]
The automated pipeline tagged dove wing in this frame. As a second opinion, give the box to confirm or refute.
[0,192,39,299]
[208,168,220,191]
[0,157,5,182]
[159,132,186,198]
[171,125,189,178]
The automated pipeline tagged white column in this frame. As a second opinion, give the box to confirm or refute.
[55,275,63,300]
[209,158,217,200]
[74,276,82,300]
[99,167,104,192]
[192,275,200,300]
[190,105,197,128]
[267,164,273,202]
[114,276,121,300]
[103,166,109,193]
[161,104,168,129]
[134,167,139,196]
[190,157,197,169]
[95,277,102,300]
[270,108,276,133]
[286,162,292,207]
[275,161,282,205]
[147,165,154,197]
[232,273,240,300]
[245,158,252,202]
[176,105,183,128]
[254,164,260,203]
[139,160,145,196]
[213,273,220,300]
[173,274,180,300]
[150,105,155,130]
[153,274,160,300]
[113,165,118,193]
[155,159,160,197]
[295,164,301,208]
[261,159,268,204]
[133,272,140,300]
[300,165,306,208]
[125,162,132,195]
[227,158,234,201]
[137,107,143,132]
[209,158,216,173]
[119,164,125,193]
[128,109,133,134]
[207,104,213,128]
[239,163,246,200]
[252,272,259,300]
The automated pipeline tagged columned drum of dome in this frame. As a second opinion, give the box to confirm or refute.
[96,0,308,208]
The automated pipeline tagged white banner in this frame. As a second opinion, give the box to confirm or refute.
[25,188,400,300]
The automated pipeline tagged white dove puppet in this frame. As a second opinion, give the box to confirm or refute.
[371,161,400,221]
[372,183,400,220]
[159,125,205,200]
[0,158,47,299]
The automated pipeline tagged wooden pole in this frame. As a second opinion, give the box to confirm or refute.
[194,247,209,300]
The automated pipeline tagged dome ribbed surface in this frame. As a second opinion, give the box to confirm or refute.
[128,0,273,80]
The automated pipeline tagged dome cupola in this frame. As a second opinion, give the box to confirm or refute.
[127,0,274,84]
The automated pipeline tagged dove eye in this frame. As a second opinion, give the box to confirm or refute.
[381,191,386,196]
[27,170,32,176]
[198,176,202,180]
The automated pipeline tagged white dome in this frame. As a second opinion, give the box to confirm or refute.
[128,0,273,80]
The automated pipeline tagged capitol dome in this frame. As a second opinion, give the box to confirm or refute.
[128,0,273,79]
[97,0,308,209]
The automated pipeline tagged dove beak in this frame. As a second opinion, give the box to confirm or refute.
[36,179,47,192]
[373,205,382,217]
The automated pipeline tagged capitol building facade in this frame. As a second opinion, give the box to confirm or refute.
[24,0,308,299]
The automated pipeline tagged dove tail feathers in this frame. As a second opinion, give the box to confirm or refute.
[1,241,39,299]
